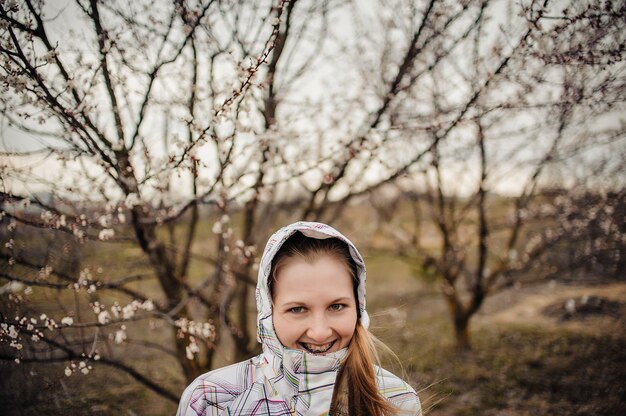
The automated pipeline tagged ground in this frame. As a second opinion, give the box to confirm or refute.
[2,279,625,415]
[382,280,626,416]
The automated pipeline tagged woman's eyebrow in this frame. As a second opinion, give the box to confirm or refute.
[278,301,306,307]
[277,296,354,307]
[330,297,352,303]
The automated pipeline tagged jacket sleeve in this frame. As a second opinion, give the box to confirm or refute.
[389,389,422,416]
[376,366,422,416]
[176,377,231,416]
[176,360,252,416]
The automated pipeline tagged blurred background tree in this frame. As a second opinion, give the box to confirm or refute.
[1,0,624,409]
[356,0,626,348]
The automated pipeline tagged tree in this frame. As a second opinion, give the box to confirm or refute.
[0,0,331,402]
[356,0,625,349]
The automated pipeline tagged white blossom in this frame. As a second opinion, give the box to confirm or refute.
[44,318,56,331]
[115,325,127,344]
[39,266,53,279]
[79,268,92,284]
[186,339,200,360]
[41,210,54,223]
[124,193,140,208]
[92,301,102,314]
[175,318,215,341]
[122,304,135,320]
[8,74,27,92]
[98,215,110,227]
[0,281,25,294]
[111,302,121,318]
[43,50,56,64]
[140,299,154,311]
[8,325,18,338]
[98,311,110,325]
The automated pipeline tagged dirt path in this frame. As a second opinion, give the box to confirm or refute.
[474,281,626,336]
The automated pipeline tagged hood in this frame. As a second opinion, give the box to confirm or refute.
[255,221,370,356]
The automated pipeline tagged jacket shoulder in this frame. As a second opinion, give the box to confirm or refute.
[176,358,257,416]
[376,366,422,415]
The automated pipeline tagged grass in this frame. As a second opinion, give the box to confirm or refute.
[367,283,626,416]
[0,359,178,415]
[456,327,622,415]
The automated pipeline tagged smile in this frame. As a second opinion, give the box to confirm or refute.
[298,340,336,354]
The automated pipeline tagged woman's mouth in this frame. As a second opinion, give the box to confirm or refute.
[298,340,336,354]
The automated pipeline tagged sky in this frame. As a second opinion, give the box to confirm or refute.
[1,0,624,201]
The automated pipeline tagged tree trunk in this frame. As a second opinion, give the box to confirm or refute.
[453,314,471,350]
[129,205,205,381]
[443,284,473,350]
[234,265,252,362]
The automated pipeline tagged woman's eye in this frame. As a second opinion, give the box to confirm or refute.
[288,306,305,314]
[329,304,345,311]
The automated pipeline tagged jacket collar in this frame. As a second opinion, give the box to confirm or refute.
[261,344,348,414]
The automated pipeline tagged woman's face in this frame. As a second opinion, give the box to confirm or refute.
[272,255,358,354]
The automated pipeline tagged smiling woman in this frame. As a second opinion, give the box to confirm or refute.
[177,221,421,416]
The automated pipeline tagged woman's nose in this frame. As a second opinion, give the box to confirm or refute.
[306,315,333,342]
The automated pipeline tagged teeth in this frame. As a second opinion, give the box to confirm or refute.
[300,341,335,353]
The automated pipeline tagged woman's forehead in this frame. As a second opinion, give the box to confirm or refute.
[273,256,355,300]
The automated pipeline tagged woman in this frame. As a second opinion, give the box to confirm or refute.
[177,221,421,415]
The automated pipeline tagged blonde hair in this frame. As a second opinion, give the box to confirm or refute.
[269,232,397,415]
[338,323,397,415]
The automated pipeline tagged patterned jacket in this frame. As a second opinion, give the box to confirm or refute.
[177,221,421,415]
